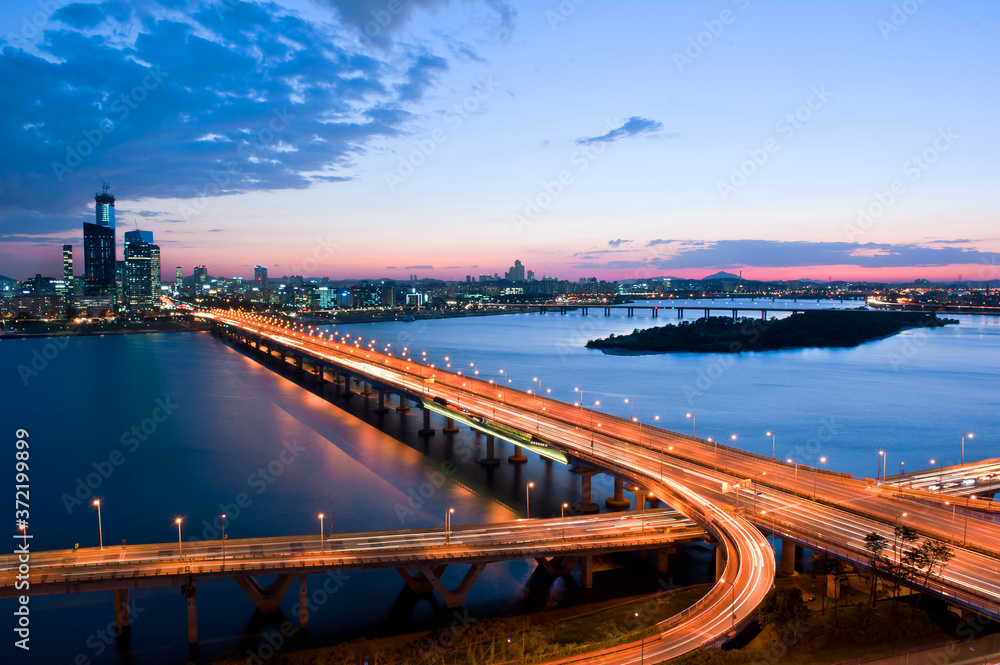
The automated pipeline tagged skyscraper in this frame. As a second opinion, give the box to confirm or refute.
[124,229,160,312]
[254,265,268,288]
[193,266,207,284]
[506,259,525,282]
[84,185,116,298]
[175,266,183,287]
[62,245,73,281]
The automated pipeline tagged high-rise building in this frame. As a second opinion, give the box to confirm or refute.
[62,245,73,281]
[83,185,117,298]
[254,265,268,288]
[194,265,207,284]
[124,230,160,312]
[175,267,183,287]
[506,259,526,282]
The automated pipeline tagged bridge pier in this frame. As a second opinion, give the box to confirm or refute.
[655,546,676,573]
[678,308,683,318]
[395,564,486,608]
[779,539,798,576]
[113,589,131,632]
[443,417,459,434]
[480,434,500,466]
[374,390,389,414]
[605,478,631,509]
[361,381,373,398]
[395,393,410,412]
[298,575,309,630]
[508,444,528,464]
[295,355,303,371]
[183,582,198,644]
[571,467,600,514]
[580,555,593,589]
[315,363,325,384]
[418,408,435,437]
[341,374,354,399]
[234,574,297,613]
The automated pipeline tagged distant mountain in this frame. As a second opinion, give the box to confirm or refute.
[0,275,14,283]
[700,271,742,281]
[795,278,830,284]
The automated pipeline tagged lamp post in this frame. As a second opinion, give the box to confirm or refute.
[526,482,534,518]
[721,579,736,632]
[813,457,827,499]
[635,486,647,532]
[767,431,775,459]
[176,518,183,557]
[634,612,645,664]
[787,458,799,495]
[945,501,956,545]
[893,512,908,562]
[686,412,695,437]
[221,513,227,565]
[752,472,766,515]
[318,513,325,552]
[624,398,634,422]
[931,458,943,488]
[962,433,974,466]
[93,499,103,551]
[561,502,569,539]
[446,507,454,544]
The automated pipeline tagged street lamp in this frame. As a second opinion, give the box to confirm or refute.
[721,579,737,632]
[931,458,943,488]
[766,431,775,459]
[893,512,908,562]
[635,486,647,532]
[221,513,227,565]
[93,499,103,551]
[814,457,827,499]
[634,612,645,664]
[446,507,455,543]
[962,433,974,465]
[752,472,766,515]
[526,482,534,518]
[318,513,325,552]
[945,501,957,545]
[176,518,183,557]
[787,458,799,495]
[686,412,695,437]
[877,449,886,483]
[624,398,633,421]
[561,502,569,539]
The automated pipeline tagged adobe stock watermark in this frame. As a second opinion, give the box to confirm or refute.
[5,0,62,47]
[673,0,752,73]
[545,0,587,31]
[393,444,474,524]
[511,116,622,234]
[877,0,930,41]
[384,75,501,192]
[716,85,833,202]
[843,127,958,242]
[289,234,340,278]
[60,397,180,514]
[51,66,170,182]
[177,106,296,221]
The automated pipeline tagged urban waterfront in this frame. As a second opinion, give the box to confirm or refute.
[1,301,997,663]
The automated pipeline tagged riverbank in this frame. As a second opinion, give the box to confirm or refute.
[585,310,958,355]
[0,318,211,338]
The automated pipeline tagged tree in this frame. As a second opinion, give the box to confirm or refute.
[909,539,956,621]
[891,525,920,622]
[811,554,850,625]
[757,586,809,637]
[863,531,890,629]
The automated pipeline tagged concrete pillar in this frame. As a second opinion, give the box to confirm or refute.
[655,547,675,573]
[826,573,841,600]
[113,589,130,632]
[580,555,593,589]
[418,409,435,437]
[316,365,325,384]
[572,467,600,514]
[443,417,459,434]
[395,393,410,412]
[361,381,373,397]
[508,444,528,464]
[295,355,303,370]
[298,576,309,630]
[341,374,353,399]
[780,539,797,576]
[480,434,500,466]
[374,390,389,414]
[605,478,630,509]
[715,545,726,581]
[184,582,198,644]
[647,497,661,508]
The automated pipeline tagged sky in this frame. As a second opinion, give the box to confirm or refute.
[1,0,998,283]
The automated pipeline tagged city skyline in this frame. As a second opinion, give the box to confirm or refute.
[3,1,999,282]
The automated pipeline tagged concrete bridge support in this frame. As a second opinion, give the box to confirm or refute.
[395,393,410,412]
[571,467,600,514]
[480,434,500,466]
[655,546,676,573]
[295,355,303,371]
[395,564,486,608]
[605,478,631,509]
[341,375,353,399]
[580,555,594,589]
[361,381,373,398]
[315,364,325,385]
[298,575,309,630]
[508,444,528,464]
[418,409,435,437]
[780,539,798,576]
[113,589,131,632]
[234,574,297,613]
[534,556,580,577]
[443,417,459,434]
[183,582,198,644]
[374,390,389,414]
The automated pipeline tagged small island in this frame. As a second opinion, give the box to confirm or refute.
[585,309,958,354]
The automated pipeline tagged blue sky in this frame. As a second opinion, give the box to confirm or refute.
[1,0,998,282]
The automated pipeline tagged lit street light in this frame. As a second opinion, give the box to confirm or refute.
[787,458,799,495]
[221,513,227,565]
[93,499,103,551]
[526,482,534,518]
[634,612,645,664]
[175,518,183,557]
[446,507,455,543]
[766,431,775,459]
[686,412,695,437]
[962,433,974,465]
[318,513,325,552]
[813,457,827,499]
[561,502,569,539]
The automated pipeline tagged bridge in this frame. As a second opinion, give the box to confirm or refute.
[14,309,999,664]
[882,459,1000,501]
[478,302,820,319]
[0,511,701,643]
